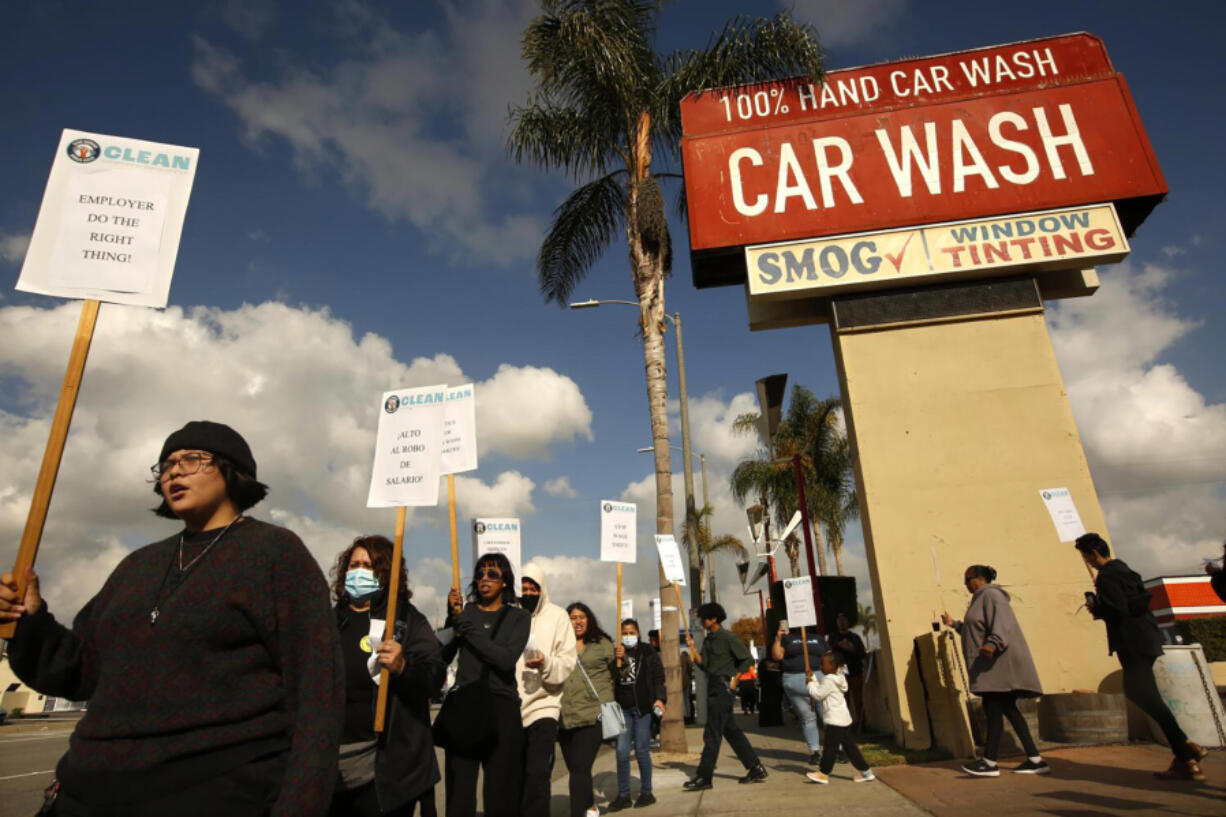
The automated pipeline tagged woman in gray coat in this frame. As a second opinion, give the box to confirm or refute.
[942,565,1049,778]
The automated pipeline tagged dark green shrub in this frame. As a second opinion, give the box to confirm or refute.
[1174,615,1226,662]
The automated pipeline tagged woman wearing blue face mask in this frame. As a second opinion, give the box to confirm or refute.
[609,619,665,811]
[330,536,445,816]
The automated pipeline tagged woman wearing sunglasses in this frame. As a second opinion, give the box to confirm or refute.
[439,553,530,817]
[942,564,1047,778]
[0,421,343,816]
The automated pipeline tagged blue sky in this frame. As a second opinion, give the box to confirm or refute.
[2,1,1224,625]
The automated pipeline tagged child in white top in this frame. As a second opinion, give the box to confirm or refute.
[805,651,875,784]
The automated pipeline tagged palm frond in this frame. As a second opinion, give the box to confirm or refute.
[538,172,628,304]
[508,98,620,178]
[655,12,824,149]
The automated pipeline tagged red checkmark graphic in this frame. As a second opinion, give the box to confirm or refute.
[884,233,915,272]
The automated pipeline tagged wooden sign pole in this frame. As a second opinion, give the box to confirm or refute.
[801,624,812,676]
[616,563,623,667]
[672,581,687,641]
[447,474,460,593]
[374,505,407,732]
[1,299,100,640]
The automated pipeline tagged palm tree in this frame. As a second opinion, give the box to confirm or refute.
[732,386,853,576]
[683,504,748,602]
[857,602,878,642]
[509,1,823,751]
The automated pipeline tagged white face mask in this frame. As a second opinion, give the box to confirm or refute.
[622,635,639,648]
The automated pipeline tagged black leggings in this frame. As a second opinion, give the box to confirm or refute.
[444,695,524,817]
[981,691,1038,762]
[558,724,603,817]
[1119,652,1191,761]
[819,724,868,775]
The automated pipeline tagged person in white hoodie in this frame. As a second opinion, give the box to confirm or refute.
[804,651,876,785]
[517,561,579,817]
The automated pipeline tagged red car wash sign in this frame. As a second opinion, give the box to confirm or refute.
[681,34,1166,289]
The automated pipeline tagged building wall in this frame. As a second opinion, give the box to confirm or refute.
[831,308,1121,748]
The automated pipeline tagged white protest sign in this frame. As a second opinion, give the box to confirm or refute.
[650,598,663,631]
[783,576,818,629]
[366,385,446,508]
[621,598,634,622]
[1039,487,1086,542]
[472,518,522,586]
[17,129,199,308]
[440,384,478,475]
[655,535,687,585]
[600,501,637,563]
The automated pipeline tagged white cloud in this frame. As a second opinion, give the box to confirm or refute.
[544,476,579,498]
[1047,261,1226,578]
[476,364,594,458]
[787,0,910,48]
[454,471,536,518]
[191,1,544,265]
[0,232,30,265]
[0,300,592,618]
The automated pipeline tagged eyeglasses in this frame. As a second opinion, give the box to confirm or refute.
[475,568,503,581]
[151,453,216,480]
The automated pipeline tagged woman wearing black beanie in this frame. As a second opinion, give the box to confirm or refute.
[0,421,344,817]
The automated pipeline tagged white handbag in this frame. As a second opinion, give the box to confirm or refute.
[577,657,626,740]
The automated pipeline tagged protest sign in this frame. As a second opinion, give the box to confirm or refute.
[655,535,687,585]
[473,518,522,586]
[650,598,663,632]
[367,385,447,508]
[621,599,634,621]
[783,576,818,629]
[440,384,478,475]
[2,129,198,641]
[18,129,198,308]
[600,501,637,563]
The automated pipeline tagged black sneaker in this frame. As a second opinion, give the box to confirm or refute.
[1012,759,1051,775]
[738,764,768,784]
[609,794,633,811]
[960,759,1000,777]
[808,751,822,765]
[682,776,712,791]
[634,792,657,808]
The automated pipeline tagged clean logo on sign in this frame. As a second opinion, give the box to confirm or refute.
[384,396,400,414]
[67,139,100,163]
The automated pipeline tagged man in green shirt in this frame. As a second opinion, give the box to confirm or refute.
[683,603,767,791]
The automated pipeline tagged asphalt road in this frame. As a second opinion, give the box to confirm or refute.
[0,718,76,817]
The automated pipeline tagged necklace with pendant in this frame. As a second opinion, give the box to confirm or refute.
[150,516,241,625]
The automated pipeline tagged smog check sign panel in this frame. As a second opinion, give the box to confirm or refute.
[746,203,1127,299]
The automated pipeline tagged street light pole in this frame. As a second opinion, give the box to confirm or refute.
[672,311,703,615]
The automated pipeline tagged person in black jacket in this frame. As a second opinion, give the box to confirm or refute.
[609,618,665,811]
[329,536,444,817]
[1075,533,1207,781]
[441,553,531,817]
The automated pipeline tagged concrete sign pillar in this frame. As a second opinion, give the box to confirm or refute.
[828,279,1119,747]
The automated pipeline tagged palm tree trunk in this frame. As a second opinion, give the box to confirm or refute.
[831,529,845,576]
[708,557,718,603]
[811,521,828,576]
[628,110,684,753]
[699,553,708,602]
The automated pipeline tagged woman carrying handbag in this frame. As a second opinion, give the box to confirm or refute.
[436,554,530,817]
[558,602,619,817]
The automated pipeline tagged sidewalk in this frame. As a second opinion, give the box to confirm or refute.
[557,715,928,817]
[877,743,1225,817]
[551,714,1225,816]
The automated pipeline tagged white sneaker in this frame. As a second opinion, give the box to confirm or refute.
[854,770,876,782]
[805,771,830,784]
[586,808,601,817]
